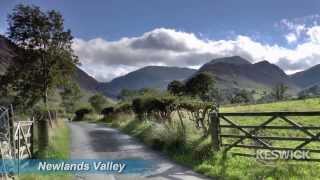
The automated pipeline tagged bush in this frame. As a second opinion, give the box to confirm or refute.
[73,108,92,121]
[132,98,144,120]
[132,96,176,122]
[115,103,132,114]
[101,107,114,116]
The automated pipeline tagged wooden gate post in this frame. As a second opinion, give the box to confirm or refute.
[30,119,34,157]
[210,109,221,151]
[9,105,16,158]
[38,118,49,157]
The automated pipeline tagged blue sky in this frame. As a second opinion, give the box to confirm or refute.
[1,0,320,81]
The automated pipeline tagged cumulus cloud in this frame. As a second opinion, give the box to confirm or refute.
[73,27,320,82]
[278,15,320,44]
[307,26,320,43]
[285,33,297,44]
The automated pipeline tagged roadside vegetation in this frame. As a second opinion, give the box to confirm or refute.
[72,72,320,180]
[99,97,320,179]
[19,120,71,180]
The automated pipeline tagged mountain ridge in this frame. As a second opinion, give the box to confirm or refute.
[97,66,197,97]
[290,64,320,88]
[2,34,320,98]
[198,56,299,91]
[0,35,98,92]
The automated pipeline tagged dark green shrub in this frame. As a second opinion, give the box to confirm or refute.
[132,96,176,122]
[73,108,92,121]
[132,98,144,120]
[101,107,114,116]
[115,103,132,114]
[150,138,166,150]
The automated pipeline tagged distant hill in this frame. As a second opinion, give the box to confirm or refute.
[0,36,16,75]
[206,56,252,65]
[198,56,299,91]
[0,35,98,92]
[98,66,197,97]
[290,65,320,88]
[298,85,320,98]
[73,68,99,92]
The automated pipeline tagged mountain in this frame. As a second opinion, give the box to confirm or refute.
[73,68,99,92]
[0,35,98,92]
[290,65,320,88]
[207,56,251,65]
[98,66,197,97]
[0,36,16,75]
[298,85,320,98]
[198,56,299,91]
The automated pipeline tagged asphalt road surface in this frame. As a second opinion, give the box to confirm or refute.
[69,122,211,180]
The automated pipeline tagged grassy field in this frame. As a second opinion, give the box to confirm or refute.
[221,98,320,112]
[221,98,320,160]
[19,120,71,180]
[107,98,320,180]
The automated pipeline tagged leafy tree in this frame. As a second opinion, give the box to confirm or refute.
[185,72,214,100]
[167,80,185,96]
[73,108,92,121]
[89,94,107,113]
[0,4,78,156]
[118,88,160,100]
[230,89,252,104]
[1,4,78,108]
[271,83,288,101]
[60,82,82,113]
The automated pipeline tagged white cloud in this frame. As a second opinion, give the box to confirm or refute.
[278,15,320,44]
[285,33,297,44]
[307,26,320,43]
[73,28,320,82]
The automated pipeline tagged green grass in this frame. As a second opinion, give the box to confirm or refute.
[221,98,320,112]
[19,120,71,180]
[107,98,320,180]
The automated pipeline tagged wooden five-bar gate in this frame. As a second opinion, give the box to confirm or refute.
[13,120,34,160]
[210,111,320,161]
[0,106,34,161]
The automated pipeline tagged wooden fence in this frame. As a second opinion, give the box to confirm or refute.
[210,111,320,161]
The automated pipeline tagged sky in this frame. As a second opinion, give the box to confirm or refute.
[1,0,320,82]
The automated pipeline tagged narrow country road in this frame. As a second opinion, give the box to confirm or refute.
[69,121,211,180]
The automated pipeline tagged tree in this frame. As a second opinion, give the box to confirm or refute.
[60,82,82,113]
[89,94,107,113]
[0,4,78,157]
[230,89,252,104]
[185,72,214,100]
[167,80,185,96]
[1,4,78,108]
[271,83,288,101]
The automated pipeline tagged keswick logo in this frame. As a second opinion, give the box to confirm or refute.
[256,150,311,160]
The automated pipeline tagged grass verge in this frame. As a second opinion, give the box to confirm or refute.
[19,120,71,180]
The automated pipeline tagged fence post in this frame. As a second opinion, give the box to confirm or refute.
[210,109,221,151]
[9,105,16,158]
[38,118,49,157]
[30,118,34,158]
